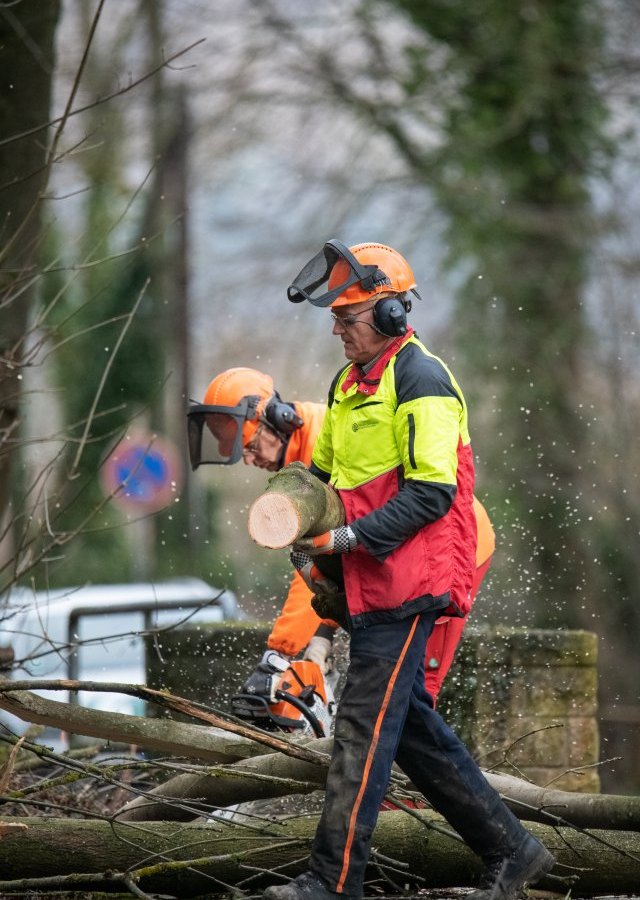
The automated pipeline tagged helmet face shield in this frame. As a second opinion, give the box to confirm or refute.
[187,396,259,468]
[287,239,381,307]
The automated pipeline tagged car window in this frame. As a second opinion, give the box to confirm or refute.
[73,610,146,716]
[70,605,224,715]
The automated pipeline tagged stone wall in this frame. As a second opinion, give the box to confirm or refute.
[145,621,272,721]
[437,626,600,792]
[145,623,600,792]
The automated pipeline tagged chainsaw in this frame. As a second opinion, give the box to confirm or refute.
[231,658,336,738]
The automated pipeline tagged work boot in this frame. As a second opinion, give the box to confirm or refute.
[263,871,356,900]
[466,833,555,900]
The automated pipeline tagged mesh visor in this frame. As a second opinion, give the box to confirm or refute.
[187,396,258,468]
[287,238,379,307]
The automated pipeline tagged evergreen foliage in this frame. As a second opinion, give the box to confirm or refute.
[387,0,609,620]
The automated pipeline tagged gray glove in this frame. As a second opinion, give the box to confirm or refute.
[303,634,334,674]
[240,649,290,701]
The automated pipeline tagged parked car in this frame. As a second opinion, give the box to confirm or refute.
[0,577,241,749]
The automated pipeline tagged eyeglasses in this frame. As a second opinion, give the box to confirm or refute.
[330,305,376,327]
[243,424,268,456]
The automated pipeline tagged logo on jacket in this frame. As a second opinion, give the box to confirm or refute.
[352,421,377,432]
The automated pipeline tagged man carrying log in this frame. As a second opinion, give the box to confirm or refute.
[187,366,494,706]
[187,367,337,686]
[259,240,555,900]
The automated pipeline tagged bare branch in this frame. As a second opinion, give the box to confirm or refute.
[0,38,206,152]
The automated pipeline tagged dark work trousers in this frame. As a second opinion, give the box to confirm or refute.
[309,610,528,897]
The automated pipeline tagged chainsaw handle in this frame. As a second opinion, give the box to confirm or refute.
[275,689,326,737]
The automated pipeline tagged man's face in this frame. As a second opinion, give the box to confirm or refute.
[331,299,393,365]
[242,424,284,471]
[206,415,283,470]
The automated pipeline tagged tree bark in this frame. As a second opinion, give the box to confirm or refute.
[0,679,333,766]
[119,739,640,832]
[0,686,267,764]
[486,770,640,831]
[248,462,344,548]
[5,685,640,837]
[119,738,333,822]
[0,0,60,567]
[0,813,639,897]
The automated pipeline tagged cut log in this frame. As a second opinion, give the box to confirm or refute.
[248,461,344,548]
[0,813,639,897]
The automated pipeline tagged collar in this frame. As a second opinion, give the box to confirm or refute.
[341,328,414,396]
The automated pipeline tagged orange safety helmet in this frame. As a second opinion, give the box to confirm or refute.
[204,367,274,445]
[287,238,419,308]
[328,242,417,307]
[187,367,302,468]
[186,367,273,468]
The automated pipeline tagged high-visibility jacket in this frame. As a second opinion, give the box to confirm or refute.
[311,331,476,627]
[267,388,495,670]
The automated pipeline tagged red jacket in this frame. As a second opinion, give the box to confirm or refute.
[312,334,476,625]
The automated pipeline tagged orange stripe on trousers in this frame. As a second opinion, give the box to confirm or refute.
[336,615,420,893]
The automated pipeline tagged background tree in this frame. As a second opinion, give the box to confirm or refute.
[392,1,608,627]
[0,0,61,573]
[248,0,640,785]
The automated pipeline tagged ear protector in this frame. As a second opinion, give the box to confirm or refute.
[373,295,412,337]
[264,392,304,435]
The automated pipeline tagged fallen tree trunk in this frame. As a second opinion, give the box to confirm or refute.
[488,770,640,831]
[119,739,640,832]
[0,686,280,764]
[0,813,638,897]
[119,738,334,821]
[248,461,344,548]
[4,686,640,836]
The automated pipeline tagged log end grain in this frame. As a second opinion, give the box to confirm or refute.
[248,492,302,548]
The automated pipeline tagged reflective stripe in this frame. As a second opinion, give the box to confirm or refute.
[336,615,420,892]
[407,412,417,469]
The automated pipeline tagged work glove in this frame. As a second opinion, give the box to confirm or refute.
[290,548,340,596]
[303,634,334,675]
[311,592,349,631]
[240,649,290,701]
[294,525,358,556]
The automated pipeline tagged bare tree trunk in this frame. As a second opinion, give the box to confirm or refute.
[0,0,60,572]
[0,813,639,897]
[248,462,344,548]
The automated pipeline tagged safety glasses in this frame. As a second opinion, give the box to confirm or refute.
[330,304,377,327]
[287,239,382,307]
[186,395,259,468]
